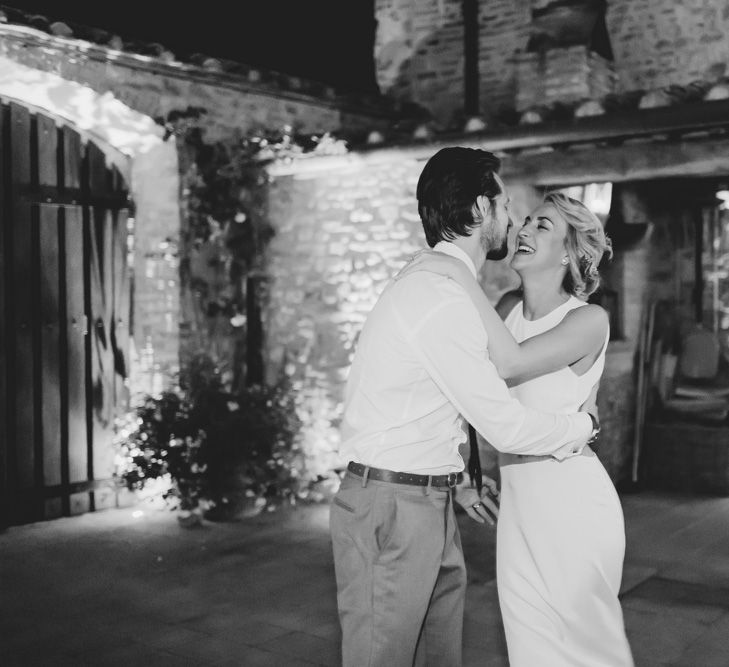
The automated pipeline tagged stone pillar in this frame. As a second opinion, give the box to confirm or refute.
[129,140,182,398]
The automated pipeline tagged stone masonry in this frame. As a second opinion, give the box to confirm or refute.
[0,26,384,144]
[606,0,729,93]
[376,0,729,121]
[265,159,424,476]
[375,0,466,127]
[375,0,532,124]
[478,0,531,117]
[515,45,616,112]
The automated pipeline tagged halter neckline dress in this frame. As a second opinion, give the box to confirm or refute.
[496,296,634,667]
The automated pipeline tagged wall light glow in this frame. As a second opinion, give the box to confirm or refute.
[716,190,729,210]
[561,182,613,219]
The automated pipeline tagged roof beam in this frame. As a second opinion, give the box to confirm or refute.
[502,135,729,185]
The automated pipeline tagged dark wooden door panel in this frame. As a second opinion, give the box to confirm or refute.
[9,103,31,187]
[9,104,36,514]
[0,103,8,526]
[87,143,109,198]
[90,207,116,481]
[39,205,62,488]
[65,206,87,486]
[113,209,130,414]
[37,115,58,188]
[11,200,35,494]
[2,104,131,524]
[62,127,81,192]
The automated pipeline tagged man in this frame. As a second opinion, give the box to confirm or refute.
[330,147,598,666]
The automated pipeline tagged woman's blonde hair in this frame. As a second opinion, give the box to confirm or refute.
[544,191,613,298]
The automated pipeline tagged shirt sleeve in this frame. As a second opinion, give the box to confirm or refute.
[407,290,592,459]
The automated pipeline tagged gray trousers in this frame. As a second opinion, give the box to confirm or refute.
[330,471,467,667]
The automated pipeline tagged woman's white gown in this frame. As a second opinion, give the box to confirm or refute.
[497,297,634,666]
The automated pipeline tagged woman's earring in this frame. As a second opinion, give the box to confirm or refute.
[561,257,569,266]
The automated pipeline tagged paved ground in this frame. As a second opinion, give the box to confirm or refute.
[1,490,729,666]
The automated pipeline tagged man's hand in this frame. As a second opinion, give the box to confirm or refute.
[454,475,500,526]
[394,250,472,285]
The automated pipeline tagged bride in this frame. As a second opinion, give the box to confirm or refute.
[401,191,633,666]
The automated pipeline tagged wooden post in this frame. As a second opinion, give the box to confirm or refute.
[462,0,479,117]
[694,208,704,324]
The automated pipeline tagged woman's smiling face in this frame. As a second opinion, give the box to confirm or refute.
[510,202,569,275]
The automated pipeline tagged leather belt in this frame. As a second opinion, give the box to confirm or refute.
[347,461,462,488]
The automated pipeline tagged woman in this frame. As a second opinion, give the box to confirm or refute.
[401,191,633,666]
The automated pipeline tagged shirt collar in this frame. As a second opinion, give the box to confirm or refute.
[433,241,478,279]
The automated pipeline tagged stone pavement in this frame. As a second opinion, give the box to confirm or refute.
[1,490,729,666]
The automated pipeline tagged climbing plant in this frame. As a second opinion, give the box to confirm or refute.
[112,109,347,520]
[159,107,346,392]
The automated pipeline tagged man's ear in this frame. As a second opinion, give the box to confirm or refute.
[474,195,490,222]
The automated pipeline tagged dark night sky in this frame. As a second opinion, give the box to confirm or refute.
[2,1,379,93]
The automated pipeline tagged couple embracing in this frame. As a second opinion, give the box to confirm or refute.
[329,147,634,667]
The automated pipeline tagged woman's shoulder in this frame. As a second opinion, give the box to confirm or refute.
[495,289,522,320]
[563,301,610,336]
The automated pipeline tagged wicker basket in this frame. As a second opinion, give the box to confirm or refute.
[642,420,729,495]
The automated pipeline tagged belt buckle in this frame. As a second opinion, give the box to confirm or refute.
[447,473,458,488]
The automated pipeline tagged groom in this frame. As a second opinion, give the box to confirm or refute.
[330,147,598,666]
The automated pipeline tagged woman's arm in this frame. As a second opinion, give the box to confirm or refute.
[455,271,608,381]
[396,252,608,381]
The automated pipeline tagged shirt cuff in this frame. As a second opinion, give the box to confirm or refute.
[550,413,592,461]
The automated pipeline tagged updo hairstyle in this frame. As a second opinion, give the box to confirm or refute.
[544,191,613,298]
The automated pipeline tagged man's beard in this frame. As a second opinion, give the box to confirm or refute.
[486,237,509,260]
[481,224,509,260]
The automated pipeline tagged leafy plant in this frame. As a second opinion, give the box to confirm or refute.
[113,356,305,519]
[113,391,208,512]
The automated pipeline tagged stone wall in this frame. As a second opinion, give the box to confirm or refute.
[375,0,466,127]
[265,158,424,475]
[376,0,729,122]
[515,46,616,111]
[478,0,531,117]
[0,26,386,145]
[375,0,531,124]
[128,143,182,396]
[606,0,729,93]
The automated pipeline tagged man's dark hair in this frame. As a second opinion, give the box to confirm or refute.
[416,147,502,247]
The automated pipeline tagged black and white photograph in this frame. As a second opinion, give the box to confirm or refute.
[1,1,729,665]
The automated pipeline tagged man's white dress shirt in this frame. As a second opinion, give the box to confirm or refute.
[339,241,592,475]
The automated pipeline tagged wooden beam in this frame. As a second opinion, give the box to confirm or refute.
[502,136,729,185]
[356,98,729,158]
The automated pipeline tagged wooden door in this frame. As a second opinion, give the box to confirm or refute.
[0,103,131,525]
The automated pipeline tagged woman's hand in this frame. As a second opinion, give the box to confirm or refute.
[455,474,500,526]
[395,250,473,285]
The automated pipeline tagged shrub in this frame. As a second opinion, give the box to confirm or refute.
[113,372,304,519]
